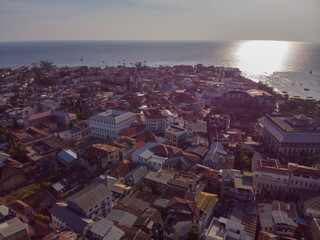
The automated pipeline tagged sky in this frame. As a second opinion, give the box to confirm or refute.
[0,0,319,42]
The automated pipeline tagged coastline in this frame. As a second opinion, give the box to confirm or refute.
[0,40,319,100]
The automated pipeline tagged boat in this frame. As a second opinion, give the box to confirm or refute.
[304,88,310,91]
[306,96,313,99]
[80,56,83,61]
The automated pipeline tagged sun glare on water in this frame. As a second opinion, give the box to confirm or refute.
[236,41,291,76]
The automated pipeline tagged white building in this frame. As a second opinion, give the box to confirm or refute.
[256,114,320,162]
[67,183,113,219]
[252,158,290,195]
[288,163,320,193]
[162,109,184,127]
[257,201,298,238]
[252,158,320,196]
[165,125,188,147]
[59,121,90,141]
[141,109,166,133]
[135,146,168,171]
[90,110,137,140]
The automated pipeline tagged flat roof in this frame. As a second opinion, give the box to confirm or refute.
[90,110,136,124]
[167,125,186,133]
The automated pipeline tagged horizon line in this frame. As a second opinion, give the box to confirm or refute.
[0,39,319,44]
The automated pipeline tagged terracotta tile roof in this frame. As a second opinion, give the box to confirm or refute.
[142,109,165,119]
[167,197,206,223]
[109,160,138,178]
[136,141,145,148]
[26,110,52,121]
[131,191,159,205]
[119,125,146,137]
[149,144,181,157]
[113,203,144,217]
[11,126,49,144]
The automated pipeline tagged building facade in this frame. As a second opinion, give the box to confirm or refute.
[256,114,320,162]
[90,110,137,140]
[252,158,290,196]
[165,125,188,147]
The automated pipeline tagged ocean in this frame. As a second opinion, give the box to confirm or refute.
[0,40,319,100]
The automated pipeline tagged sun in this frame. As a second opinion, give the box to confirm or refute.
[236,41,291,76]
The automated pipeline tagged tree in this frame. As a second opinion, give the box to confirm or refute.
[145,130,155,143]
[185,227,199,240]
[5,139,27,162]
[34,214,51,223]
[0,124,8,143]
[299,150,320,167]
[40,61,54,71]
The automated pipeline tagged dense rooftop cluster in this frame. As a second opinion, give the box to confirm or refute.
[0,63,320,239]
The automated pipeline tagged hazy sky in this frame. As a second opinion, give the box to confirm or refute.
[0,0,319,42]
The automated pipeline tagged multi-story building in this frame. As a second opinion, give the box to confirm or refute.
[208,114,230,131]
[111,136,136,160]
[252,158,320,196]
[67,183,112,219]
[224,90,247,102]
[252,158,290,195]
[90,110,137,140]
[256,114,320,162]
[141,109,166,133]
[246,89,274,105]
[221,169,255,201]
[288,163,320,193]
[133,143,199,171]
[163,197,207,240]
[79,144,122,174]
[50,183,113,233]
[203,142,234,170]
[58,120,90,141]
[165,125,188,147]
[257,201,298,238]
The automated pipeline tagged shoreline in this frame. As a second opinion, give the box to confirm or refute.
[2,63,319,101]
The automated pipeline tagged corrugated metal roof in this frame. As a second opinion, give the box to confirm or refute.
[144,170,175,184]
[103,224,124,240]
[272,210,297,227]
[124,165,149,184]
[90,218,112,237]
[67,183,112,213]
[121,196,149,211]
[58,149,77,163]
[106,209,137,228]
[195,192,217,213]
[0,205,9,219]
[0,217,27,238]
[50,203,89,233]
